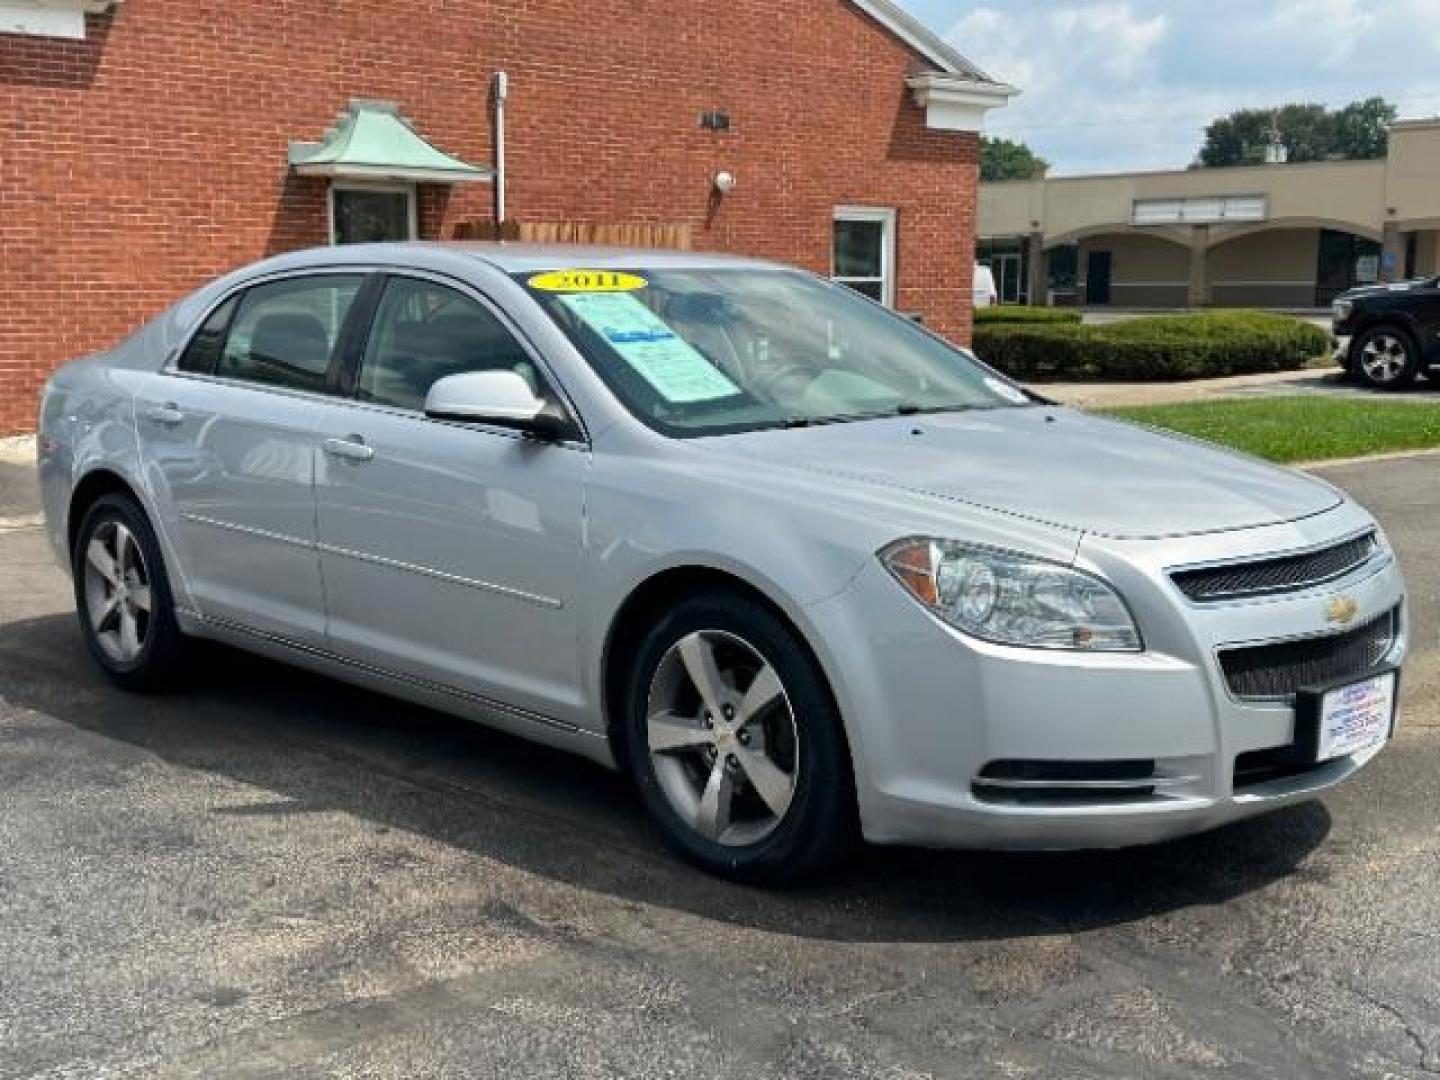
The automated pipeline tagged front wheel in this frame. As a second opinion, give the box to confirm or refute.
[621,592,857,884]
[1353,326,1420,390]
[72,493,185,690]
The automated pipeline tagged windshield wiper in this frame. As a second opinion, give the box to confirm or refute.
[775,404,984,431]
[779,407,935,429]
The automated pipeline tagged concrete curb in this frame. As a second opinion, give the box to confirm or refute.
[0,435,36,465]
[1298,446,1440,471]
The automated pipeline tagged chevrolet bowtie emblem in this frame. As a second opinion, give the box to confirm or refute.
[1326,596,1360,625]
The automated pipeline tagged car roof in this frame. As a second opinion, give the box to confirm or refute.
[456,242,782,273]
[249,241,786,275]
[172,241,800,341]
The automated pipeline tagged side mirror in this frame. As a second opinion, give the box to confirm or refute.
[424,371,572,441]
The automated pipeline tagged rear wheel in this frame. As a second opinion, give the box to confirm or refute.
[72,493,184,690]
[621,591,857,884]
[1353,326,1420,390]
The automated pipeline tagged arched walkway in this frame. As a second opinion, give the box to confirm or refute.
[1208,224,1380,307]
[1048,228,1195,308]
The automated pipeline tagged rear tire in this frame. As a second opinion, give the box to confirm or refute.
[620,591,857,884]
[1353,326,1420,390]
[72,493,184,691]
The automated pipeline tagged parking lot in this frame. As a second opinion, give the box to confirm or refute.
[1,451,1437,1079]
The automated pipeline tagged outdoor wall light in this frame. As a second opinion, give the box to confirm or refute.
[713,171,738,196]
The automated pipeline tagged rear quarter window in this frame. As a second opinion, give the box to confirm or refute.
[177,296,238,375]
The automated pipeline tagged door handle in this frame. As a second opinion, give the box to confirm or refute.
[143,403,185,426]
[322,436,375,462]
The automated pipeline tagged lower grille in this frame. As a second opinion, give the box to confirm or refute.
[1233,746,1328,790]
[1218,607,1397,701]
[972,759,1170,805]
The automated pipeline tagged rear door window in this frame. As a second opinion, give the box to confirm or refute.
[215,275,364,392]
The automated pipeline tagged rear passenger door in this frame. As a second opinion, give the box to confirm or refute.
[136,272,368,645]
[309,273,590,724]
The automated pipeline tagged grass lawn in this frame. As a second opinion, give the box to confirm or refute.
[1101,396,1440,464]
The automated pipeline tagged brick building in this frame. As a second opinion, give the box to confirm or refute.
[0,0,1013,434]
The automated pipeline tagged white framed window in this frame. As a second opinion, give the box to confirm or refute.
[832,207,897,307]
[329,181,418,245]
[0,1,117,41]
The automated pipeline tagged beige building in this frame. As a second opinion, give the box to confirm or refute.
[978,118,1440,309]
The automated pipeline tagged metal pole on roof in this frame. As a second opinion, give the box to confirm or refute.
[493,72,508,229]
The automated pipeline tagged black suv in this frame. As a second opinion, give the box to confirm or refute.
[1332,279,1440,389]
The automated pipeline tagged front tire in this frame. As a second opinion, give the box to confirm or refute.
[72,493,184,691]
[1353,326,1420,390]
[621,591,857,884]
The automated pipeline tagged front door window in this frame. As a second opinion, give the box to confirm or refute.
[331,186,416,245]
[355,277,543,412]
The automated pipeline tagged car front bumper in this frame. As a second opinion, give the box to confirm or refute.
[1333,334,1352,364]
[804,501,1406,850]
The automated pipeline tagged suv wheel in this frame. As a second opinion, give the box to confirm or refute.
[621,591,857,883]
[73,493,184,690]
[1353,326,1420,390]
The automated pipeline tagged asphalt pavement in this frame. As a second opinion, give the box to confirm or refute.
[1,452,1437,1079]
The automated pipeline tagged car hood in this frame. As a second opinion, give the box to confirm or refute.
[706,407,1342,539]
[1338,280,1429,302]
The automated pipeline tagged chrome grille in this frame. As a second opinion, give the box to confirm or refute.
[971,759,1201,805]
[1219,607,1397,701]
[1172,532,1378,602]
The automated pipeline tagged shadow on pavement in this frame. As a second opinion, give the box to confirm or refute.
[0,612,1331,946]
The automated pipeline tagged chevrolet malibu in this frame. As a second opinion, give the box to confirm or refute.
[38,244,1406,882]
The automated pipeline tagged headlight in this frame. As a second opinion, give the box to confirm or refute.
[1372,522,1394,557]
[1332,299,1354,322]
[880,538,1142,652]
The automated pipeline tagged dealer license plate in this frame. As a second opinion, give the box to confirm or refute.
[1315,671,1396,762]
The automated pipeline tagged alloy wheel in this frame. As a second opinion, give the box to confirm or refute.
[645,630,799,847]
[1359,333,1409,384]
[82,519,152,664]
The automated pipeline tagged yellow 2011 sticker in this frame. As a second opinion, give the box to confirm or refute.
[528,269,648,293]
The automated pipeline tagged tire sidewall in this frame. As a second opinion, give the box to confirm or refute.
[1354,326,1419,390]
[72,493,181,687]
[620,591,855,882]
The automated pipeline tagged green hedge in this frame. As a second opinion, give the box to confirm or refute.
[974,306,1082,326]
[971,311,1329,382]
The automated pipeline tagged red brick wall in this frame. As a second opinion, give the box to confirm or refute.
[0,0,979,434]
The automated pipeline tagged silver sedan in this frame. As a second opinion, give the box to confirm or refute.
[38,244,1406,882]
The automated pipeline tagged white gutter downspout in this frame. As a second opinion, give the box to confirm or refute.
[493,71,508,226]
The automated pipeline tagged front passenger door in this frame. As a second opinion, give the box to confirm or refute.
[310,275,590,723]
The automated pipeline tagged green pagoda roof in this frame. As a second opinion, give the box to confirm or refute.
[289,100,491,184]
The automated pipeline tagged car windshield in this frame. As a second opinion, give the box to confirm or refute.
[517,267,1030,437]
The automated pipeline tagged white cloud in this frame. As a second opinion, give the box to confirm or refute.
[1264,0,1376,67]
[936,0,1440,174]
[1051,5,1166,81]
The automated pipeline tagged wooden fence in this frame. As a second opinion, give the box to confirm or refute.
[455,220,692,250]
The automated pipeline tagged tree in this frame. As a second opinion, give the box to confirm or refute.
[1197,98,1397,167]
[981,137,1049,182]
[1331,97,1397,160]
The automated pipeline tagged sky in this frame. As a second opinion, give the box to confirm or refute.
[897,0,1440,175]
